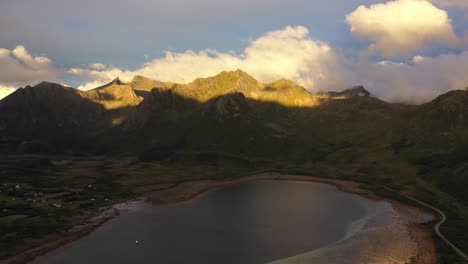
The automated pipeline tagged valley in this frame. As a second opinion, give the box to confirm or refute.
[1,71,468,263]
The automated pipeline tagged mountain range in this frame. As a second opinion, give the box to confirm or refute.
[1,70,468,202]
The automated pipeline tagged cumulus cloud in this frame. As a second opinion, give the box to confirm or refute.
[0,45,58,87]
[357,51,468,103]
[89,63,107,70]
[69,26,350,91]
[346,0,460,58]
[0,85,16,100]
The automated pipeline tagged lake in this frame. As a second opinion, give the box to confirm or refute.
[33,180,375,264]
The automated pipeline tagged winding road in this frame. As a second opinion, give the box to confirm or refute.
[383,186,468,262]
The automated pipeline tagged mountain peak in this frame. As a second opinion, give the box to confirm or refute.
[111,77,123,85]
[182,70,261,101]
[92,77,126,91]
[35,81,54,87]
[33,81,69,90]
[234,69,250,76]
[214,69,256,81]
[318,85,372,98]
[83,77,143,110]
[131,75,147,82]
[268,78,296,87]
[130,75,172,93]
[345,86,372,97]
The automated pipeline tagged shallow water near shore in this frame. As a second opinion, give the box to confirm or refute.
[33,180,380,264]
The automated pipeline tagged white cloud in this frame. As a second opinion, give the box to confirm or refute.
[0,45,58,87]
[69,26,350,92]
[346,0,460,58]
[357,51,468,103]
[0,85,16,100]
[89,63,107,70]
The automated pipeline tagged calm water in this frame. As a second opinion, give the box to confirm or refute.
[34,180,375,264]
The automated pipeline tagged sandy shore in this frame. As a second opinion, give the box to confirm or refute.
[2,173,438,264]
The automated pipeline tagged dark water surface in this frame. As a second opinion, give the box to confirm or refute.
[34,180,374,264]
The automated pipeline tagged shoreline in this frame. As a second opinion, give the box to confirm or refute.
[2,173,439,264]
[147,173,385,205]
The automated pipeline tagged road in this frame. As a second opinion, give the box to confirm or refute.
[383,186,468,262]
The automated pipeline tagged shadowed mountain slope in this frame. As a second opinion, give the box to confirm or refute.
[0,82,105,132]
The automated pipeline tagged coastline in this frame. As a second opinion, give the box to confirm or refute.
[2,173,439,264]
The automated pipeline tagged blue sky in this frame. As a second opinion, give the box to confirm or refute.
[0,0,467,102]
[0,0,380,67]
